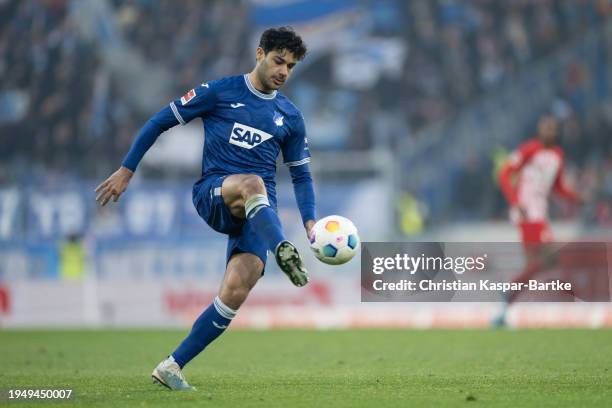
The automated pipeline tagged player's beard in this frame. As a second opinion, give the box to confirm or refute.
[256,62,282,92]
[270,75,285,88]
[264,77,280,91]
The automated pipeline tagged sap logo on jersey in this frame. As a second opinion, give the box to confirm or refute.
[229,122,273,149]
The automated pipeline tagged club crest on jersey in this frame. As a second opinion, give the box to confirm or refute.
[180,89,196,105]
[273,111,284,127]
[229,122,273,149]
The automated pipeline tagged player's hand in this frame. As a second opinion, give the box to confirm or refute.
[95,167,133,206]
[304,220,316,241]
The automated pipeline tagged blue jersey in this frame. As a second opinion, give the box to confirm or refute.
[122,74,316,224]
[169,75,310,200]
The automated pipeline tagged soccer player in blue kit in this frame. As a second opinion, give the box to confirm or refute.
[95,27,315,390]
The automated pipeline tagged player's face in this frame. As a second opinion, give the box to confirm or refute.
[255,48,297,91]
[538,116,558,146]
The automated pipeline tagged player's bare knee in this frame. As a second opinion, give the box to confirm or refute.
[240,175,266,199]
[221,286,250,309]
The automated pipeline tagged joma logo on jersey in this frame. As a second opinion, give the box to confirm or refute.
[229,122,273,149]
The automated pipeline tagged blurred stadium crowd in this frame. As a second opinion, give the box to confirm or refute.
[387,0,609,132]
[0,0,251,181]
[0,0,610,227]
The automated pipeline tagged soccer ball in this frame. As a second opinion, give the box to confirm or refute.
[309,215,360,265]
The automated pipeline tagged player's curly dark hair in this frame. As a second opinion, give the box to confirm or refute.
[258,27,307,61]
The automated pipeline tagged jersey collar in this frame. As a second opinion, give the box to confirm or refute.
[244,74,277,100]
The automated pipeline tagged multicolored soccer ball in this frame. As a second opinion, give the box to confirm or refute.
[309,215,360,265]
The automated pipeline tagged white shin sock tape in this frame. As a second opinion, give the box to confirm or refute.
[244,194,269,218]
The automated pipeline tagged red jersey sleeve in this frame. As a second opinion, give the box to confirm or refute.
[498,139,540,206]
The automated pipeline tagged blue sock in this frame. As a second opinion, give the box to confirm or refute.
[245,194,286,252]
[171,296,236,368]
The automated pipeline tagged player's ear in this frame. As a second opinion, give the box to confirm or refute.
[255,47,265,63]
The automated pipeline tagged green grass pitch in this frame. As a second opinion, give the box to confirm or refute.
[2,329,611,407]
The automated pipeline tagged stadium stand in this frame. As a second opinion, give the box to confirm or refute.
[0,0,609,226]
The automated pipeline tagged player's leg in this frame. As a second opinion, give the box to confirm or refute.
[152,253,263,390]
[218,252,263,307]
[221,174,284,245]
[507,222,553,303]
[171,253,262,366]
[492,222,553,327]
[221,174,309,286]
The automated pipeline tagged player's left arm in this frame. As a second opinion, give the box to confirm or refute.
[553,153,583,204]
[96,83,217,206]
[95,106,179,206]
[283,114,316,238]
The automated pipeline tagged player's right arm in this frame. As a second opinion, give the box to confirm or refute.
[498,140,539,219]
[95,82,217,206]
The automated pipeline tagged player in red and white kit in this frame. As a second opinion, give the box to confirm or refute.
[494,115,583,326]
[499,115,581,246]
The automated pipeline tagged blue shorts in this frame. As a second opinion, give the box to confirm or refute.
[192,175,268,269]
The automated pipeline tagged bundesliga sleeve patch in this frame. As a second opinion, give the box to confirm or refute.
[180,89,196,105]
